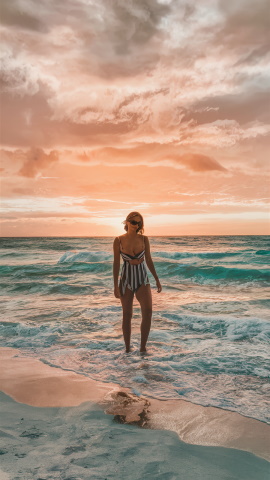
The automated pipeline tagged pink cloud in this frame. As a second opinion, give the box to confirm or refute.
[0,0,269,235]
[18,148,59,178]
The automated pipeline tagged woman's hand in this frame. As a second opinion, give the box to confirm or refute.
[156,279,162,293]
[114,285,121,299]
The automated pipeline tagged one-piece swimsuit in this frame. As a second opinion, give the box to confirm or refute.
[118,235,150,296]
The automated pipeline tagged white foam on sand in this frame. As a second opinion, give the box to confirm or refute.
[0,347,269,480]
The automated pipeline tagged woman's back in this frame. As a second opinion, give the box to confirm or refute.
[117,235,149,296]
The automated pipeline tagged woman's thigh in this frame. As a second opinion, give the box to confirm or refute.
[135,283,152,311]
[120,286,134,316]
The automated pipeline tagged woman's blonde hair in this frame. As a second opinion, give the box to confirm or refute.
[122,211,144,234]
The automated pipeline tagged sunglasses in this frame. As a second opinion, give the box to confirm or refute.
[129,220,141,225]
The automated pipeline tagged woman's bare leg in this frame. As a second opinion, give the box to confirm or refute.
[135,283,152,352]
[120,286,134,352]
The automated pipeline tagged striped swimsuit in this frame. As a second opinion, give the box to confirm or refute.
[118,236,150,296]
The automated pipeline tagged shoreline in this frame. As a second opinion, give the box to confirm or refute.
[0,346,269,462]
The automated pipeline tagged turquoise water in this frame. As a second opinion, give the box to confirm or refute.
[0,236,269,423]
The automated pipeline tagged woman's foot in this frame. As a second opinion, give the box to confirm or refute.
[140,346,147,353]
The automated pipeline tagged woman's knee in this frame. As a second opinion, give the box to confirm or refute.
[122,310,133,322]
[142,306,152,318]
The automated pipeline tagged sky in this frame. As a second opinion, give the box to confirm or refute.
[0,0,269,236]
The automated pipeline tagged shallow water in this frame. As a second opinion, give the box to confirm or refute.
[0,236,269,423]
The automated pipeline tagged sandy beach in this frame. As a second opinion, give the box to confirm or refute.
[0,347,269,480]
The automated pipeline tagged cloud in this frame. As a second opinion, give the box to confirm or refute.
[77,144,227,172]
[0,0,46,32]
[18,148,59,177]
[0,1,269,237]
[217,0,270,51]
[183,90,270,126]
[0,0,269,157]
[49,85,171,126]
[1,0,171,78]
[0,43,59,97]
[86,0,171,71]
[170,153,227,171]
[0,49,40,96]
[234,44,270,67]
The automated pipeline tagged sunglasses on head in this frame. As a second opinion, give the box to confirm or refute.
[128,220,141,225]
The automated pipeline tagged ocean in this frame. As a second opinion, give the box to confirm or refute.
[0,235,269,424]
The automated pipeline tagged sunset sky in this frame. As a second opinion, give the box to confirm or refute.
[1,0,269,236]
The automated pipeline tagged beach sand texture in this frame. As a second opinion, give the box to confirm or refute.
[0,347,269,480]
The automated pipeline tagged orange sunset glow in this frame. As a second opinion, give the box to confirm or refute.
[1,0,269,236]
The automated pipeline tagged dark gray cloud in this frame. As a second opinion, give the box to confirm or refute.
[78,0,172,78]
[183,90,270,126]
[100,0,170,53]
[0,0,47,32]
[217,0,270,51]
[1,0,172,78]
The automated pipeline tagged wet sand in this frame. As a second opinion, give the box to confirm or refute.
[0,347,269,480]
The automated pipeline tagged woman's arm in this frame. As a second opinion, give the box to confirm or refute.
[113,237,120,287]
[144,236,159,281]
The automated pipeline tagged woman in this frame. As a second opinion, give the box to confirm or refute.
[113,211,162,353]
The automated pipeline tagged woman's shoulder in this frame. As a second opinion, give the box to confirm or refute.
[113,236,122,245]
[117,234,126,242]
[143,235,150,248]
[114,234,126,244]
[141,234,150,246]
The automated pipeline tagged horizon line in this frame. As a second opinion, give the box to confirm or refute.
[1,235,269,238]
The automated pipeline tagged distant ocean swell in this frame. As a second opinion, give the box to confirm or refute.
[0,251,269,289]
